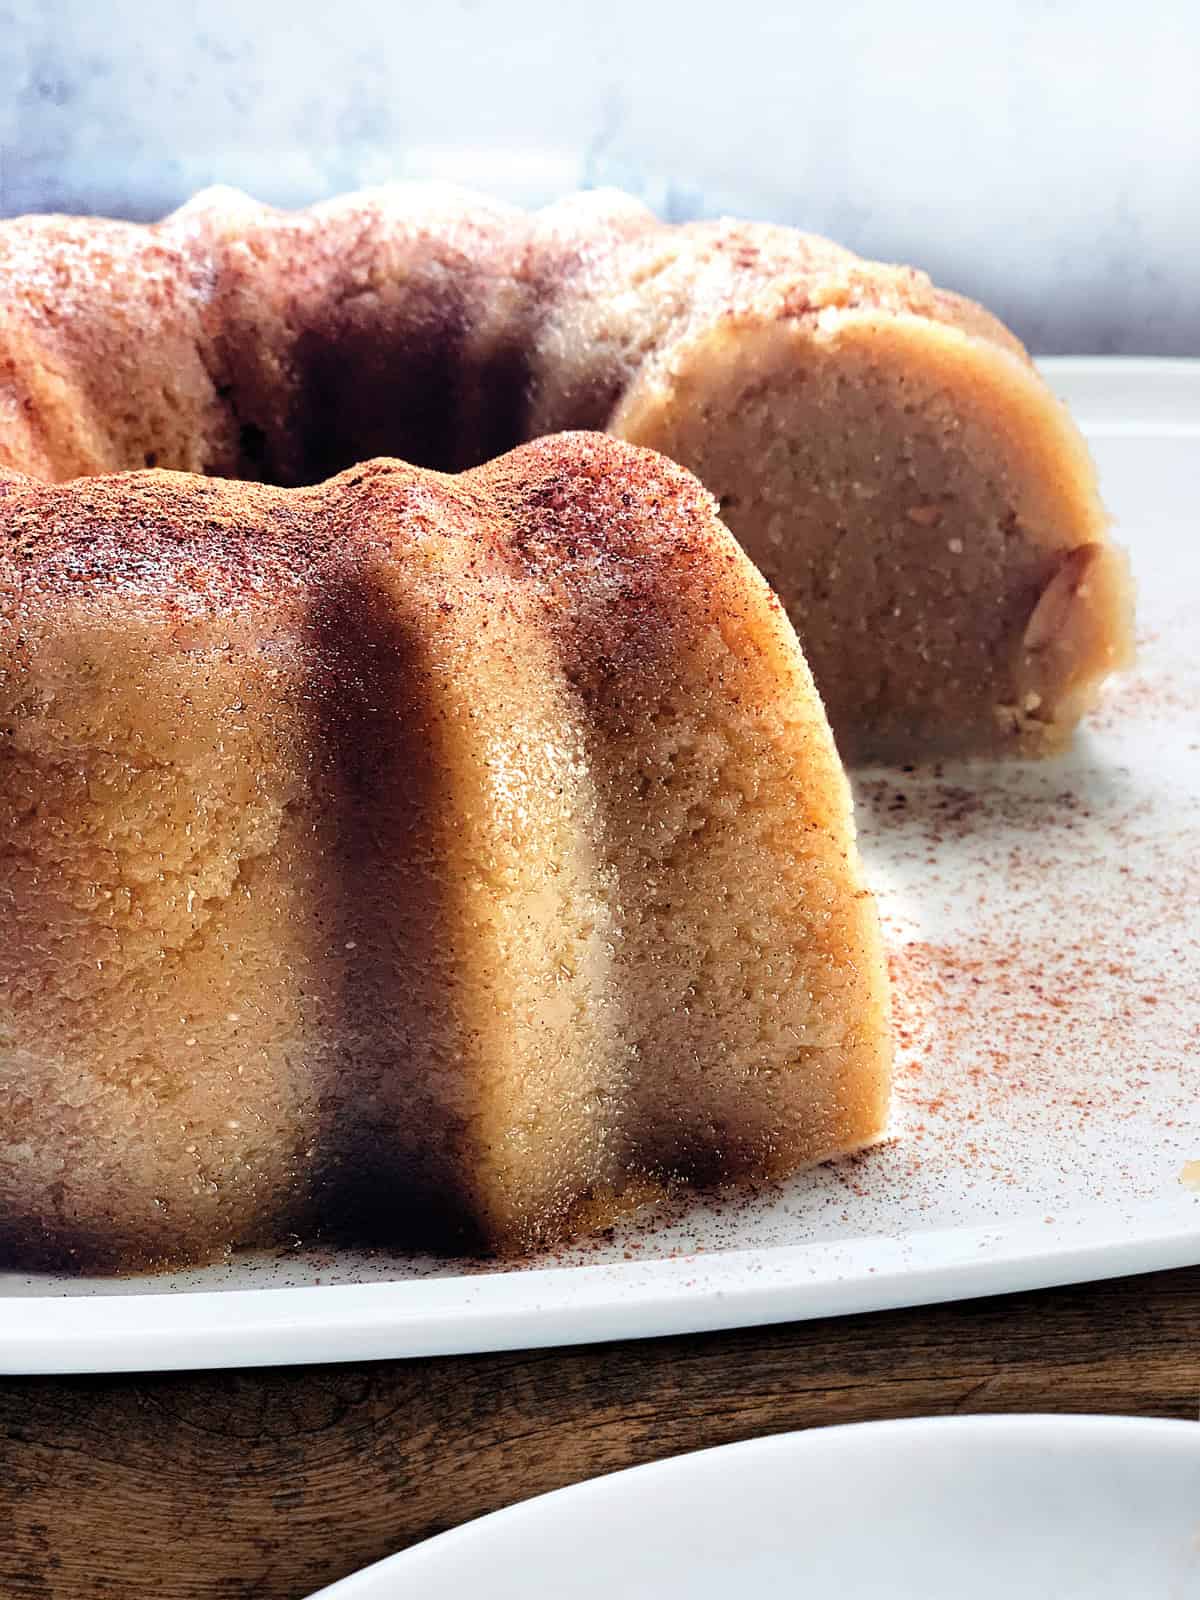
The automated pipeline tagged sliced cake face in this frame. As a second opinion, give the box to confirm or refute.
[613,307,1136,761]
[0,437,891,1270]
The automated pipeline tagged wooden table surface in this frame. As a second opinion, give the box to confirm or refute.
[3,1264,1197,1598]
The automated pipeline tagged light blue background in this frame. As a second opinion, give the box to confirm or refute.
[1,0,1196,353]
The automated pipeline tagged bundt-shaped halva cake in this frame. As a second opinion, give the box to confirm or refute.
[0,186,1133,763]
[0,435,890,1271]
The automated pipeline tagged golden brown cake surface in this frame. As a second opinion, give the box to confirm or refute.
[0,435,890,1271]
[0,185,1134,759]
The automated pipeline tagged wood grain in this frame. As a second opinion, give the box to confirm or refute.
[3,1266,1198,1599]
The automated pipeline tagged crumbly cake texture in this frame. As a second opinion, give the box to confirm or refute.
[0,435,890,1271]
[0,184,1134,761]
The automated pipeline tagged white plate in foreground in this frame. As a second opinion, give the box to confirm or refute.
[2,358,1198,1373]
[311,1416,1200,1599]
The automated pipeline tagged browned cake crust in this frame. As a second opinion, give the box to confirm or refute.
[0,435,890,1272]
[0,185,1133,760]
